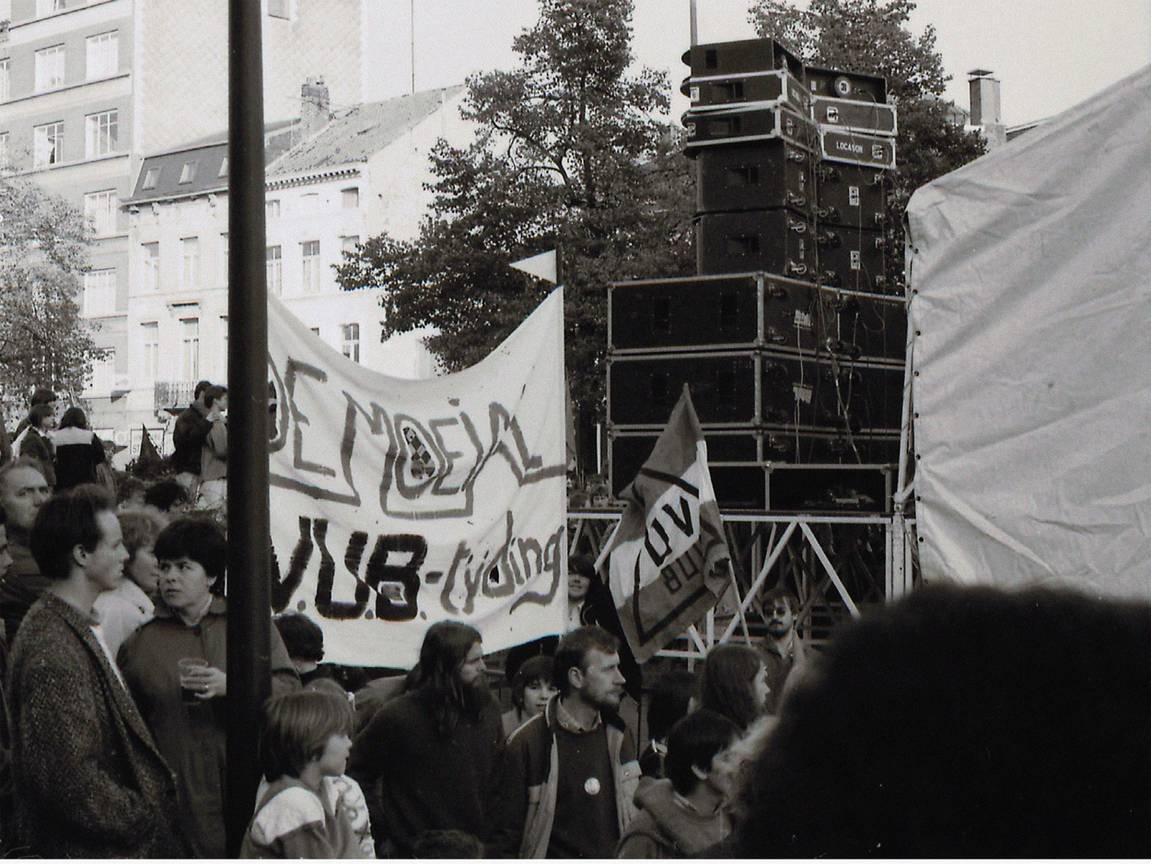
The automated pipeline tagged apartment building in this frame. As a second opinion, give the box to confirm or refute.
[0,0,366,444]
[120,84,468,459]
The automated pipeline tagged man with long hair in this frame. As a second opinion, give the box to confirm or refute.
[347,621,504,857]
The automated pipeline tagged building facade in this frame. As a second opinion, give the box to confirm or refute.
[0,0,366,443]
[121,84,467,462]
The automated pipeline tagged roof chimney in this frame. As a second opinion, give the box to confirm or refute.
[300,77,331,138]
[967,69,1001,126]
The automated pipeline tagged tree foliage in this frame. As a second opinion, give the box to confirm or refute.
[750,0,986,285]
[0,179,103,416]
[338,0,695,415]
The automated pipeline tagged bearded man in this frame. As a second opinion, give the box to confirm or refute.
[493,625,641,858]
[347,621,504,857]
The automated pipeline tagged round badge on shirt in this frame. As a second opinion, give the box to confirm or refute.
[584,777,601,796]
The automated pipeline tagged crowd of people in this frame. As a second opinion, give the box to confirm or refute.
[0,384,1147,859]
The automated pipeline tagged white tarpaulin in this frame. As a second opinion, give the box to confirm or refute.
[266,289,568,666]
[906,64,1151,600]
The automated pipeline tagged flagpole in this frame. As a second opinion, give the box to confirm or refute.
[225,0,271,854]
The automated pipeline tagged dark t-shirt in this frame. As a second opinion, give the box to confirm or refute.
[547,725,619,858]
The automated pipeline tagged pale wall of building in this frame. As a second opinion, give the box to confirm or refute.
[134,0,364,154]
[362,88,471,241]
[1,0,371,440]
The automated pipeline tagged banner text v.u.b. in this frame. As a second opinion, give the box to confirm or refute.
[265,290,568,667]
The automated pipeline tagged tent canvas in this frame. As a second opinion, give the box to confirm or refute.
[906,63,1151,601]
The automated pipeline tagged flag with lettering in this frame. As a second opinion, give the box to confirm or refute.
[595,386,730,662]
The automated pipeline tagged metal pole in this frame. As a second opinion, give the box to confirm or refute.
[225,0,271,854]
[689,0,699,46]
[410,0,416,94]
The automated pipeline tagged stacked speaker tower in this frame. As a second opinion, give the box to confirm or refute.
[607,38,906,512]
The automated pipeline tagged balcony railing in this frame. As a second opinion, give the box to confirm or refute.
[154,380,196,415]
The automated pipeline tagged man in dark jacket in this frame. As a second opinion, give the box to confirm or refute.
[171,380,213,492]
[7,486,187,858]
[493,625,642,858]
[348,621,504,857]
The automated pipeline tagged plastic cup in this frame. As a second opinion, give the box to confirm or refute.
[178,657,209,703]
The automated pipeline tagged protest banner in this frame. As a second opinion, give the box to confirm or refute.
[595,386,731,662]
[267,289,568,667]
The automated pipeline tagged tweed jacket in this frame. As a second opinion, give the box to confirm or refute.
[7,592,188,858]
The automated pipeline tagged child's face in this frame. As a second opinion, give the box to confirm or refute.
[317,733,353,777]
[522,677,557,716]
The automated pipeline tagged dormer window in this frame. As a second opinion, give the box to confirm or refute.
[178,161,197,184]
[142,167,160,189]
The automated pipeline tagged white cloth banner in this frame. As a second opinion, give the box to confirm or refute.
[267,289,568,666]
[906,64,1151,601]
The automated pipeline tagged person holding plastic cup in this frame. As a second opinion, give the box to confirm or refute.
[118,517,299,858]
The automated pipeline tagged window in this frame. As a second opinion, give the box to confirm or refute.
[34,45,66,91]
[0,59,9,102]
[218,156,229,177]
[300,240,320,293]
[219,233,229,282]
[180,237,200,288]
[141,242,160,290]
[180,319,200,381]
[299,193,320,213]
[85,110,118,158]
[82,269,116,317]
[0,133,8,170]
[142,167,160,190]
[266,245,282,296]
[341,187,360,209]
[309,327,320,336]
[178,161,197,184]
[340,235,360,255]
[86,31,119,80]
[37,0,66,16]
[87,350,116,395]
[266,199,280,219]
[341,323,360,363]
[83,190,118,235]
[33,121,63,168]
[141,322,159,380]
[268,0,290,18]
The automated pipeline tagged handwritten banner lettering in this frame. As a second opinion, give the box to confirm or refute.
[267,290,568,667]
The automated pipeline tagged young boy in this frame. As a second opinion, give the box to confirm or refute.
[241,690,374,858]
[616,709,741,858]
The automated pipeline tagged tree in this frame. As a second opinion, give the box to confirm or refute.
[0,178,104,418]
[749,0,986,287]
[338,0,695,428]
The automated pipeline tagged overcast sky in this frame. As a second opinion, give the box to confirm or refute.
[365,0,1151,126]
